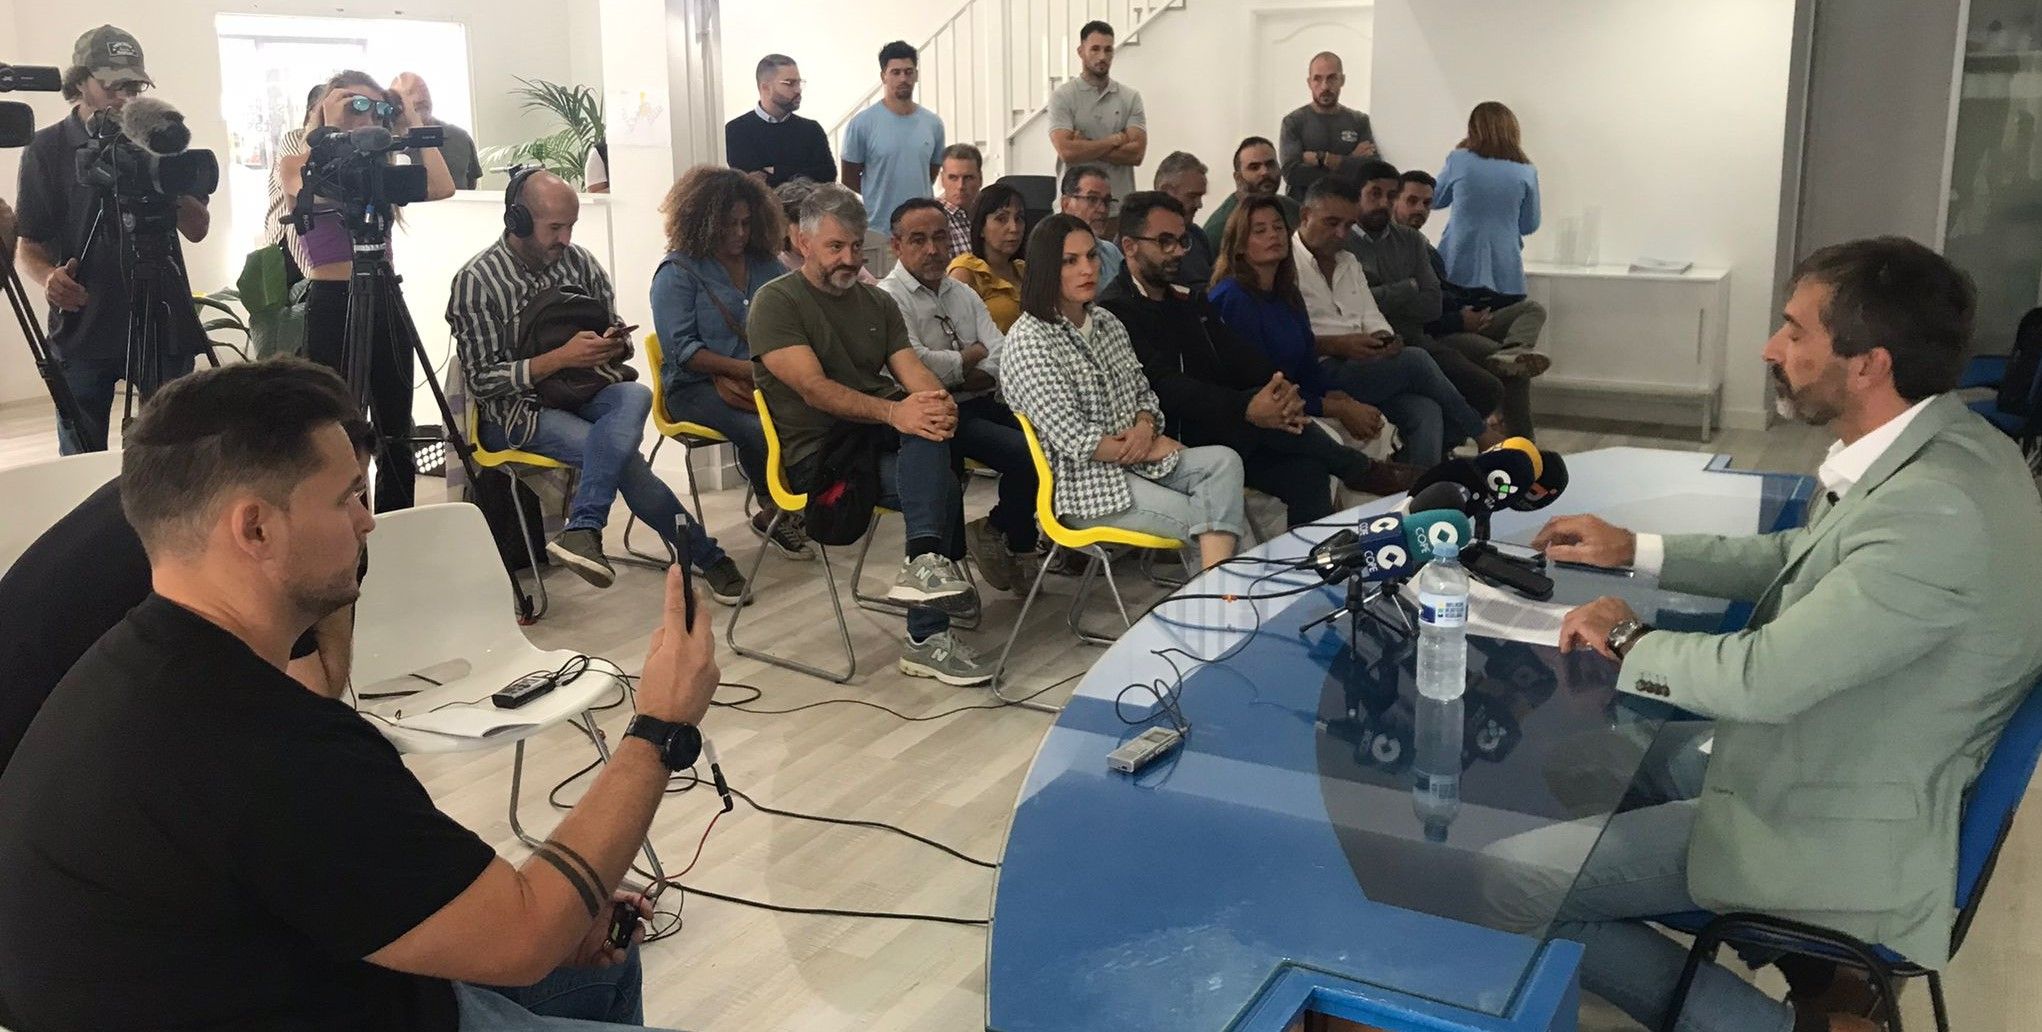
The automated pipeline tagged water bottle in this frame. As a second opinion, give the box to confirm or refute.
[1416,541,1469,702]
[1412,696,1465,843]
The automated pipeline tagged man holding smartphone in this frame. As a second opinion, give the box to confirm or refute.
[449,171,749,602]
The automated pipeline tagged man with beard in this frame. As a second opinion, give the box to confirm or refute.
[1279,52,1378,200]
[842,41,945,240]
[1344,158,1505,432]
[1522,237,2042,1032]
[750,184,994,686]
[1048,20,1147,219]
[448,171,747,603]
[1202,137,1302,251]
[1100,191,1417,524]
[725,54,837,187]
[1153,151,1217,289]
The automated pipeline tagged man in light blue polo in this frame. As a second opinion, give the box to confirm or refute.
[841,40,945,233]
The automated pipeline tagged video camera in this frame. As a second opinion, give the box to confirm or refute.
[0,62,59,148]
[294,123,444,219]
[74,103,219,207]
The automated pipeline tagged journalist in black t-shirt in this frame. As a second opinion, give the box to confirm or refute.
[0,359,719,1031]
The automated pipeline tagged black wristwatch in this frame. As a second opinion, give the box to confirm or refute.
[1607,618,1653,659]
[624,715,702,771]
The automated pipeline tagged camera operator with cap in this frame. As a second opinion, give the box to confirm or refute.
[15,24,210,455]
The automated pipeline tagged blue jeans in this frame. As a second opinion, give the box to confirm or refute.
[459,944,679,1030]
[482,382,726,570]
[663,377,769,507]
[1321,347,1487,465]
[55,347,195,455]
[952,397,1040,553]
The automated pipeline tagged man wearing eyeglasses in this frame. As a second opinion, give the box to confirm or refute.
[725,54,837,188]
[1059,164,1123,286]
[16,25,210,454]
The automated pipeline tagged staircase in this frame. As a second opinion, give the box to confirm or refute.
[825,0,1189,182]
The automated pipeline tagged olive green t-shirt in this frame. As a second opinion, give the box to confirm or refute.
[747,271,911,472]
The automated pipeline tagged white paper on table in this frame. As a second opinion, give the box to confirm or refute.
[1401,578,1572,647]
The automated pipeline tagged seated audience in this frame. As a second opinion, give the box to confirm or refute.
[725,54,837,188]
[937,143,984,261]
[1100,192,1416,525]
[776,179,877,285]
[449,171,747,602]
[1059,164,1123,285]
[1344,158,1509,434]
[0,361,367,775]
[1203,136,1301,251]
[1523,237,2042,1032]
[1217,191,1494,463]
[878,197,1041,591]
[1152,150,1218,289]
[1401,169,1548,438]
[1002,214,1245,569]
[650,164,814,561]
[0,360,715,1031]
[750,183,993,686]
[948,182,1028,332]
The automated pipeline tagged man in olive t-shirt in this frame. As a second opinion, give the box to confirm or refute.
[746,183,995,687]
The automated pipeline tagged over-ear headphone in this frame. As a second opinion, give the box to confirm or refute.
[503,164,542,237]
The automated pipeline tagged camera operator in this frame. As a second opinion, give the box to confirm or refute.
[14,25,210,454]
[277,69,455,511]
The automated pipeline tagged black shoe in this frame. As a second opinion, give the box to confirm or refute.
[702,557,751,606]
[546,528,615,588]
[751,508,815,561]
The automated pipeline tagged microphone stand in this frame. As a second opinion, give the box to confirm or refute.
[1299,574,1419,644]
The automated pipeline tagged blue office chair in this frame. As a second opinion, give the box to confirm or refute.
[1962,308,2042,465]
[1652,677,2042,1032]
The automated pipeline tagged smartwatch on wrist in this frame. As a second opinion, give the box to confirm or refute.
[1607,618,1653,659]
[624,715,702,771]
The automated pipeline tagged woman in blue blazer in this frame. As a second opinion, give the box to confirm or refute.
[1434,102,1541,297]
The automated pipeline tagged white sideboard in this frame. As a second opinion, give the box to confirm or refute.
[1522,262,1732,437]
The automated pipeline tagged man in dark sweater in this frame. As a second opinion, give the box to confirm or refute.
[724,54,837,187]
[1279,52,1378,200]
[1100,192,1416,526]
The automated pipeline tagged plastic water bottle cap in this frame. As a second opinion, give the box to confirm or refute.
[1433,541,1459,560]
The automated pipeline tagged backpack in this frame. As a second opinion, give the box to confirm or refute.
[1996,306,2042,419]
[800,423,893,546]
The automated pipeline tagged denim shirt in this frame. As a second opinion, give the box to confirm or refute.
[649,252,791,387]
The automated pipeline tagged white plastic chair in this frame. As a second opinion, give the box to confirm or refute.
[0,449,125,576]
[351,502,664,877]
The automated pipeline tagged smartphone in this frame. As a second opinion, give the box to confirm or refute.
[664,514,698,628]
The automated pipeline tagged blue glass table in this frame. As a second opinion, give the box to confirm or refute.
[987,448,1814,1032]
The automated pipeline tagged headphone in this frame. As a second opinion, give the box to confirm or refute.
[503,164,542,237]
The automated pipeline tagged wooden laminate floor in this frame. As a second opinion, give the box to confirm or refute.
[5,402,2036,1032]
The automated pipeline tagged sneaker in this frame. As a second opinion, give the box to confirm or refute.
[898,629,995,686]
[546,528,614,588]
[1485,349,1552,378]
[964,517,1020,593]
[926,582,982,620]
[1349,459,1424,497]
[701,557,752,606]
[751,509,814,561]
[888,553,971,603]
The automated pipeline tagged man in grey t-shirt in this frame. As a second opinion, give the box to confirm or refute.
[391,73,480,189]
[1048,20,1147,217]
[1278,52,1376,201]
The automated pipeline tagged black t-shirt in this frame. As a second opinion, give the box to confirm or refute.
[0,479,327,775]
[16,109,207,363]
[0,595,497,1031]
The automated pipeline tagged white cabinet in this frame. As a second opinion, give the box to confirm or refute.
[1522,262,1732,438]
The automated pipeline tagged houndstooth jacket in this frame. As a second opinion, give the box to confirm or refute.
[1000,307,1178,520]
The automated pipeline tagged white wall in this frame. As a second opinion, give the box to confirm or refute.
[1371,0,1798,428]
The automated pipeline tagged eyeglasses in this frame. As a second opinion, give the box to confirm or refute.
[1064,192,1111,207]
[343,95,397,120]
[932,311,967,350]
[775,78,806,88]
[100,79,150,97]
[1125,233,1190,254]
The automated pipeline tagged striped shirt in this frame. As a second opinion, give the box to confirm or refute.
[942,200,972,261]
[447,236,618,448]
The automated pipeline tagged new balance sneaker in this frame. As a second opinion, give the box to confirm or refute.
[964,516,1021,593]
[751,508,815,561]
[701,557,751,606]
[888,553,971,603]
[546,528,614,588]
[898,629,995,686]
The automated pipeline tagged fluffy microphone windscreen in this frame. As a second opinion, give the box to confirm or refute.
[1508,451,1570,512]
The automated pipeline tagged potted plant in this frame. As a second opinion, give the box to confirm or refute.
[480,78,605,187]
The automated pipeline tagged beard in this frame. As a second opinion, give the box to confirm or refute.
[1315,91,1338,107]
[826,265,861,289]
[1359,208,1390,233]
[1770,362,1845,426]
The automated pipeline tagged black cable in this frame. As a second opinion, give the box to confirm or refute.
[708,671,1081,722]
[726,786,998,868]
[670,884,987,927]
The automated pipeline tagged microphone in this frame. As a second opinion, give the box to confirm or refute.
[116,96,190,156]
[1471,447,1538,509]
[1308,510,1475,585]
[1506,449,1568,512]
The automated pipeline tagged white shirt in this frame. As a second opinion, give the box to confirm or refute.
[876,261,1006,402]
[754,103,788,125]
[1632,396,1939,574]
[1292,233,1394,339]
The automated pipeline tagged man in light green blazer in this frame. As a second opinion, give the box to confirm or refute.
[1529,238,2042,1032]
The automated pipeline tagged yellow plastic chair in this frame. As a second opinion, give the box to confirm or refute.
[992,413,1188,692]
[622,332,751,560]
[466,400,570,620]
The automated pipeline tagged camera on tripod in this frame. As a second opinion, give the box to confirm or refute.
[74,105,220,210]
[292,124,445,222]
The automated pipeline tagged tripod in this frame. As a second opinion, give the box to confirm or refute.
[1300,574,1420,644]
[1,242,91,450]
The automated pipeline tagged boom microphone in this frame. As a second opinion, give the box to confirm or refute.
[116,96,190,156]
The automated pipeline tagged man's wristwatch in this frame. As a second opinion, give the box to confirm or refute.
[624,715,702,771]
[1607,618,1653,659]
